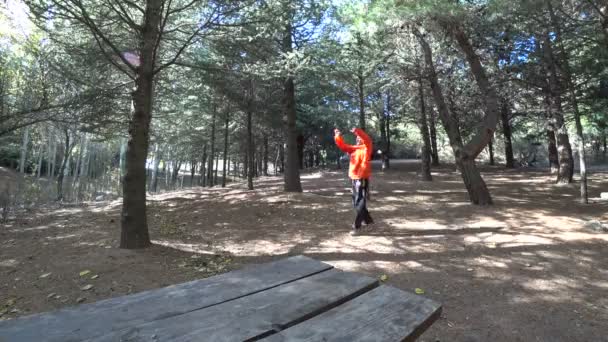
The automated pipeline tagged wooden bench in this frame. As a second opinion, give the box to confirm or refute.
[0,255,441,341]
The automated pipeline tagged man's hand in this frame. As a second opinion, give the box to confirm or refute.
[350,127,357,133]
[334,128,341,136]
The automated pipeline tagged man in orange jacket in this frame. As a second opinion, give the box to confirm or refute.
[334,127,374,235]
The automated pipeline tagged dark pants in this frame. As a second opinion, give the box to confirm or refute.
[352,179,373,229]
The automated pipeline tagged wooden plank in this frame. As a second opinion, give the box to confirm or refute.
[262,285,442,342]
[87,269,379,342]
[0,255,331,342]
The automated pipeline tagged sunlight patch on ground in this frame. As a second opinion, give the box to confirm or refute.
[385,220,449,229]
[152,240,217,254]
[0,259,19,267]
[46,233,78,240]
[220,240,294,255]
[301,172,324,179]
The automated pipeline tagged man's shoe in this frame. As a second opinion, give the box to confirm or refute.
[350,224,361,236]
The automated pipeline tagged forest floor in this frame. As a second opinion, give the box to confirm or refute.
[1,160,608,341]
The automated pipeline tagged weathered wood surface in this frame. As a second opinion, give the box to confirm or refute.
[88,269,378,342]
[262,285,442,342]
[0,255,331,342]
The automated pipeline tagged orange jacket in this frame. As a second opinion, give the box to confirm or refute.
[335,128,373,180]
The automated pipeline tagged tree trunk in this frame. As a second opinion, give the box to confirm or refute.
[279,143,285,173]
[458,159,493,204]
[274,146,280,175]
[358,72,366,130]
[263,134,269,176]
[46,126,52,178]
[214,151,219,185]
[247,106,254,190]
[207,102,217,187]
[542,33,574,183]
[57,129,73,201]
[418,79,433,181]
[171,160,182,187]
[547,130,560,173]
[19,127,29,173]
[548,0,587,201]
[297,134,305,170]
[120,0,163,249]
[282,21,302,192]
[500,101,515,168]
[603,129,607,156]
[380,92,390,170]
[386,105,391,168]
[190,159,196,187]
[429,107,439,166]
[488,137,495,165]
[222,111,230,187]
[446,21,501,160]
[119,138,127,183]
[415,28,492,204]
[150,145,161,192]
[36,139,44,178]
[49,132,56,179]
[200,144,207,187]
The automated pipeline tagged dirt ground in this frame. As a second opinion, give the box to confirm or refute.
[1,160,608,341]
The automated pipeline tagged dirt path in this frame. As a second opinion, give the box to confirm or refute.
[2,160,607,341]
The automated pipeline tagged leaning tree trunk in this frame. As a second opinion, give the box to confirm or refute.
[500,101,515,168]
[448,21,501,161]
[57,129,73,201]
[120,0,163,249]
[418,78,433,181]
[282,22,302,192]
[415,27,493,205]
[542,33,574,184]
[222,111,230,187]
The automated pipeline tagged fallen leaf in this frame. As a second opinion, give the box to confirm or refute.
[39,272,52,279]
[6,298,16,306]
[415,288,425,295]
[466,268,474,272]
[76,297,86,303]
[47,293,57,299]
[80,284,94,291]
[91,275,99,280]
[79,270,91,277]
[379,274,388,282]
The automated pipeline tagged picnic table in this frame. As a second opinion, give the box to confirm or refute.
[0,255,441,341]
